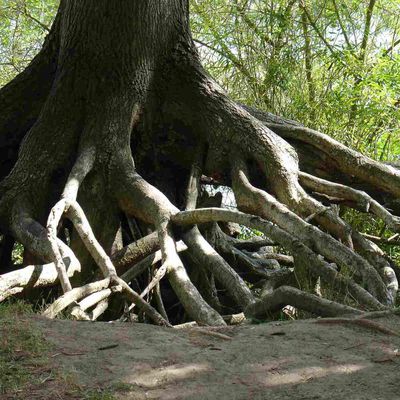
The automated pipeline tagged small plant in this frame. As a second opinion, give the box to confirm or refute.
[11,242,24,265]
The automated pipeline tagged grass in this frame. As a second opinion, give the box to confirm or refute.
[80,389,117,400]
[78,382,138,400]
[0,300,49,396]
[0,301,137,399]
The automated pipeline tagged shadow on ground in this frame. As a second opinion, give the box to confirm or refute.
[19,315,400,399]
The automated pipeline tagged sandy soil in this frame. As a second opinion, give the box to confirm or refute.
[18,314,399,400]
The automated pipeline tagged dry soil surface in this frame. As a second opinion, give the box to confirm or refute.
[21,315,400,399]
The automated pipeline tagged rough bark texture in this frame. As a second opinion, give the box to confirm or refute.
[0,0,399,325]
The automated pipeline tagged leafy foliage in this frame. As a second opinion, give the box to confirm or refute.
[0,0,57,86]
[191,0,400,160]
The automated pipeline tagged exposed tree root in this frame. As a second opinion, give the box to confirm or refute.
[267,122,400,199]
[1,106,397,327]
[47,200,74,293]
[44,197,170,325]
[183,227,255,310]
[245,286,362,319]
[299,172,400,231]
[91,299,110,321]
[114,165,227,325]
[242,104,400,199]
[298,172,399,300]
[231,162,391,303]
[362,233,400,246]
[120,241,187,284]
[0,244,80,302]
[43,277,111,319]
[158,220,225,326]
[75,288,112,316]
[112,231,159,273]
[182,157,255,310]
[172,208,385,311]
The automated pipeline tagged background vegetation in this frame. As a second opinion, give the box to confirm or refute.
[1,0,399,158]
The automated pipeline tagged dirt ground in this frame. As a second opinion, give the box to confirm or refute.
[8,314,396,400]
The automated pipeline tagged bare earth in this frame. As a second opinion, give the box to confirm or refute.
[27,315,400,399]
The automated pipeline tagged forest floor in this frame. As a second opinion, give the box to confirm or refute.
[1,307,400,400]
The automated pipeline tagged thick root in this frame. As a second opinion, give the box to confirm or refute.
[172,208,385,311]
[0,253,80,302]
[231,162,390,303]
[117,167,226,326]
[112,231,160,273]
[299,172,400,231]
[243,104,400,199]
[245,286,362,319]
[183,227,255,309]
[43,278,111,319]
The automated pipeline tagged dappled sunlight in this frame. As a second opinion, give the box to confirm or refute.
[375,345,399,361]
[253,363,369,387]
[127,362,212,389]
[31,316,400,400]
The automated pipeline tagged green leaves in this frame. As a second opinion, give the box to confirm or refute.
[0,0,58,86]
[191,0,400,162]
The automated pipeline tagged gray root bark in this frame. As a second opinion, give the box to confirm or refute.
[245,286,362,319]
[172,208,386,311]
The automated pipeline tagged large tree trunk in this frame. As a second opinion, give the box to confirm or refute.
[0,0,399,326]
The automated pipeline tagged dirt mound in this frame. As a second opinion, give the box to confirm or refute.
[22,315,400,399]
